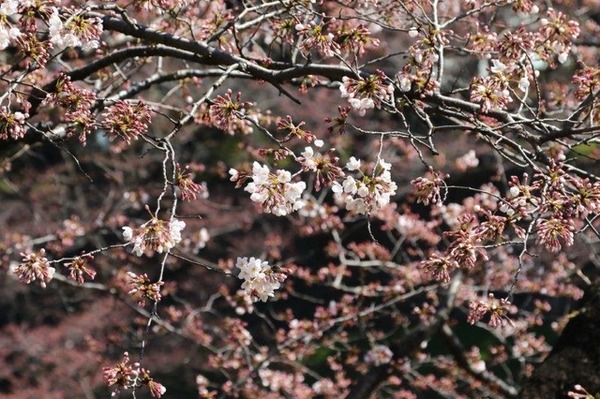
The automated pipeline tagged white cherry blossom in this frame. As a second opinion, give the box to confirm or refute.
[236,257,286,302]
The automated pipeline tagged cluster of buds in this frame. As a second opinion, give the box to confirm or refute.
[570,177,600,218]
[499,174,541,217]
[470,76,512,112]
[14,249,55,288]
[334,22,380,57]
[295,21,340,57]
[419,253,457,284]
[64,254,96,285]
[467,294,514,328]
[101,100,152,144]
[0,106,27,140]
[277,115,316,143]
[235,257,287,302]
[332,158,397,215]
[103,352,166,398]
[207,89,253,135]
[126,272,164,306]
[43,73,97,145]
[499,164,600,253]
[572,65,600,101]
[411,167,448,207]
[122,216,186,256]
[537,8,580,64]
[535,216,575,253]
[324,106,350,135]
[421,213,493,283]
[572,66,600,124]
[230,162,306,216]
[176,164,207,202]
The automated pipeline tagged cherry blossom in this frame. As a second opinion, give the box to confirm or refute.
[123,218,185,256]
[1,1,600,397]
[230,162,306,216]
[235,257,287,302]
[332,158,397,215]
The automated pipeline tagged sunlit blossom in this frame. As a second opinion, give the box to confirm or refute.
[123,217,185,256]
[235,257,287,302]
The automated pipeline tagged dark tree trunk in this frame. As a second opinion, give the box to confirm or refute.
[521,276,600,398]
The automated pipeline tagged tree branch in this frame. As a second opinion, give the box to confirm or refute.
[346,275,461,399]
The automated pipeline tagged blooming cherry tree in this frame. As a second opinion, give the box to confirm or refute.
[0,0,599,397]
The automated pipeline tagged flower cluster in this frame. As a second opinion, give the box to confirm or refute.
[48,8,103,51]
[17,33,52,68]
[339,72,393,116]
[64,255,96,285]
[176,164,206,202]
[470,76,512,112]
[535,216,575,253]
[455,149,480,172]
[332,158,397,215]
[510,0,539,13]
[0,107,27,140]
[572,64,600,101]
[0,0,20,50]
[183,227,210,253]
[334,22,380,58]
[499,173,541,217]
[208,90,253,135]
[297,140,345,190]
[101,100,152,144]
[324,106,350,135]
[132,0,189,13]
[235,257,287,302]
[395,28,446,95]
[44,74,96,115]
[421,212,494,283]
[420,253,457,283]
[103,352,166,398]
[411,168,448,207]
[126,272,164,306]
[230,162,306,216]
[446,215,490,269]
[123,217,185,256]
[295,21,340,57]
[14,249,55,288]
[364,345,394,366]
[467,294,514,328]
[43,73,97,145]
[277,115,316,143]
[496,27,534,63]
[537,8,580,64]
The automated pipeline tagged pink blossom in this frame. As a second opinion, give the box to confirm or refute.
[14,249,55,288]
